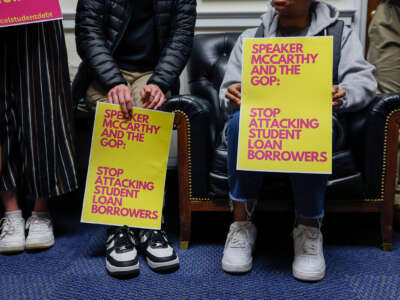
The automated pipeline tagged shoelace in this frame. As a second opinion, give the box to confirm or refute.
[26,215,51,233]
[149,230,168,248]
[228,225,250,248]
[0,217,14,239]
[112,227,135,252]
[296,227,319,255]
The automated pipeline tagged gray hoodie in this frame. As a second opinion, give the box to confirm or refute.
[219,1,377,114]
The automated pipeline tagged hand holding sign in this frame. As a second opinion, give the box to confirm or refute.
[107,84,134,119]
[226,83,242,108]
[140,84,166,110]
[332,85,345,107]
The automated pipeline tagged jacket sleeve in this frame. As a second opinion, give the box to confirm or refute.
[147,0,196,93]
[336,26,377,112]
[75,0,126,92]
[219,34,245,115]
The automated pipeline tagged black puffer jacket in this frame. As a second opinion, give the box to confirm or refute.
[72,0,196,103]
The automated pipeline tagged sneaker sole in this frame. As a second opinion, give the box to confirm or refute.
[292,267,326,281]
[222,261,252,274]
[146,256,180,272]
[106,260,140,277]
[0,245,25,254]
[25,240,55,250]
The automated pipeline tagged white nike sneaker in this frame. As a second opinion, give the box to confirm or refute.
[222,221,257,273]
[292,224,326,281]
[25,212,55,250]
[0,211,25,253]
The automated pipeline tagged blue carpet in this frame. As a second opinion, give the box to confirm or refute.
[1,209,400,299]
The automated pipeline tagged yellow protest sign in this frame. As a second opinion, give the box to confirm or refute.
[238,37,333,174]
[81,103,174,229]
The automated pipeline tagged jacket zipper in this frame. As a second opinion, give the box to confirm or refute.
[111,1,134,55]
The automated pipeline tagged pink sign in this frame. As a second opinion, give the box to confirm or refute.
[0,0,62,28]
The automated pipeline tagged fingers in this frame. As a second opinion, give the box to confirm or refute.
[333,90,346,100]
[124,88,133,117]
[141,86,152,106]
[143,90,164,109]
[126,98,133,115]
[226,83,242,108]
[142,88,152,109]
[140,88,146,101]
[228,83,241,99]
[226,92,241,108]
[107,85,134,119]
[332,99,343,107]
[141,85,166,110]
[147,93,161,110]
[108,85,122,104]
[150,86,157,98]
[332,85,339,95]
[118,89,129,118]
[154,94,167,110]
[107,89,118,105]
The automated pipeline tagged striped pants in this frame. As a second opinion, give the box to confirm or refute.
[0,21,78,199]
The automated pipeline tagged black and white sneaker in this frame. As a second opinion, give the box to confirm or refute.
[138,230,179,272]
[105,226,139,276]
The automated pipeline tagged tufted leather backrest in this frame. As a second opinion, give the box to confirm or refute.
[187,33,240,130]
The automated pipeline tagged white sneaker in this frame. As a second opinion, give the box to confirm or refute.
[292,224,326,281]
[25,212,55,250]
[222,221,257,273]
[0,211,25,253]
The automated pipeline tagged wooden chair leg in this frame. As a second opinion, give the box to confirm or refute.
[394,204,400,229]
[380,211,393,251]
[179,205,191,250]
[175,112,193,250]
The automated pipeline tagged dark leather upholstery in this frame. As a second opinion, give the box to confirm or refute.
[348,94,400,198]
[164,33,400,203]
[187,33,240,143]
[163,95,213,197]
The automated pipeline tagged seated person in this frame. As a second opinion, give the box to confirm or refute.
[367,0,400,94]
[219,0,376,281]
[73,0,196,276]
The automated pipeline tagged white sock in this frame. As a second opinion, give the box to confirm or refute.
[5,210,22,218]
[31,211,50,218]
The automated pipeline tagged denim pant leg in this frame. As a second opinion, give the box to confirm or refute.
[289,173,329,219]
[287,120,338,219]
[227,111,264,202]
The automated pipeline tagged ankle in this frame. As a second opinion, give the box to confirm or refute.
[233,201,248,221]
[1,190,19,211]
[32,211,50,216]
[296,217,320,228]
[33,197,48,212]
[233,200,256,222]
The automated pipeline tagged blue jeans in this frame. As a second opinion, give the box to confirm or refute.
[227,111,330,219]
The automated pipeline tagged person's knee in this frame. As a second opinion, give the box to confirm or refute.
[85,82,108,111]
